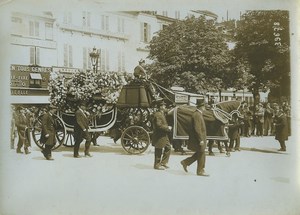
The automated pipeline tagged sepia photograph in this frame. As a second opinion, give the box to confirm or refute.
[0,0,299,214]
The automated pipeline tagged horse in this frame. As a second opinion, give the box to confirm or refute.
[167,100,243,156]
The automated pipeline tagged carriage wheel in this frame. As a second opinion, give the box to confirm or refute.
[63,130,75,147]
[121,126,150,154]
[31,114,66,150]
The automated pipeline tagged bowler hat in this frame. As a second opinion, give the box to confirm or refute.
[196,98,205,107]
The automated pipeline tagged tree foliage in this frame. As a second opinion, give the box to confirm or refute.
[147,16,232,94]
[234,10,290,101]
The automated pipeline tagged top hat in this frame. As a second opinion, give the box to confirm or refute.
[139,59,145,63]
[196,98,205,107]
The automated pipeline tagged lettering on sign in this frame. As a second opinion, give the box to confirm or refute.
[11,89,28,95]
[11,65,51,73]
[175,93,189,103]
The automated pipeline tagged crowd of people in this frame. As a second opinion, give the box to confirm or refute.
[10,59,291,177]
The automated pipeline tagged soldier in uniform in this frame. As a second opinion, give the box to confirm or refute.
[152,99,172,170]
[15,106,31,154]
[40,105,58,160]
[73,102,92,158]
[133,59,147,79]
[180,99,209,176]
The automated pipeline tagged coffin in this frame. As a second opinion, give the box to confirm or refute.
[117,84,152,108]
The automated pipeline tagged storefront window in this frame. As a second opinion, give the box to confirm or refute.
[29,73,42,88]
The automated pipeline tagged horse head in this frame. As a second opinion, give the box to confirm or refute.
[212,101,243,122]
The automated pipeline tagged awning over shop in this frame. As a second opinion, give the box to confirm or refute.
[10,95,50,104]
[29,73,42,80]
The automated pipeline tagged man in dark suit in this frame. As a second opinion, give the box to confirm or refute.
[40,105,57,160]
[180,99,209,176]
[228,113,244,152]
[274,107,288,151]
[152,99,172,170]
[73,102,92,158]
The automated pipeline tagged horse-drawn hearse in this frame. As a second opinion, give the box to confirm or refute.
[31,75,243,155]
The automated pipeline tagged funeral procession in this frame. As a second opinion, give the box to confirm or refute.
[2,5,299,215]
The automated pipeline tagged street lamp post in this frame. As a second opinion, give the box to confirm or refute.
[89,47,100,73]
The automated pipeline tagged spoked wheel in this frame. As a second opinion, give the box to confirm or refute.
[32,114,66,150]
[121,126,150,154]
[63,130,75,147]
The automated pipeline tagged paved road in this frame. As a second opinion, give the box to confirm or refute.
[1,135,300,215]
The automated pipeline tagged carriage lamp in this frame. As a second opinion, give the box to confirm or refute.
[89,47,100,73]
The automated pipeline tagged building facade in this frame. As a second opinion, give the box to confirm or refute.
[9,9,215,104]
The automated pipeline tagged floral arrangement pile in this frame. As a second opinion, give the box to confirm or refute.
[49,69,133,115]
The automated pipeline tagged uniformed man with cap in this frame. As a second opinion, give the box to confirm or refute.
[180,98,209,176]
[40,105,58,160]
[15,106,31,154]
[134,59,147,79]
[152,99,172,170]
[73,102,92,158]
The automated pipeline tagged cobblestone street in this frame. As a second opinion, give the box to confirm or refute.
[1,134,299,215]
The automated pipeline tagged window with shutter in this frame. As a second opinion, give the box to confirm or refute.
[106,50,109,71]
[69,45,73,67]
[29,21,34,36]
[45,23,53,40]
[35,21,39,37]
[101,50,105,71]
[36,47,40,65]
[83,47,87,69]
[30,47,35,64]
[64,44,68,67]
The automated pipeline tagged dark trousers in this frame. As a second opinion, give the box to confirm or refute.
[74,131,92,156]
[256,122,263,136]
[154,143,171,167]
[229,137,240,149]
[279,140,286,150]
[43,145,54,158]
[182,147,206,173]
[17,128,30,150]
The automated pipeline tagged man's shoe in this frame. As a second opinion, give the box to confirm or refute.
[180,160,188,172]
[16,149,23,154]
[25,149,31,154]
[161,164,169,169]
[154,165,165,170]
[85,153,93,157]
[209,151,215,156]
[197,170,209,177]
[46,156,54,160]
[219,150,225,153]
[74,155,81,158]
[235,148,241,151]
[278,148,286,152]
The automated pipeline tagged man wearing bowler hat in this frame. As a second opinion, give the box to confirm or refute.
[152,99,172,170]
[40,105,57,160]
[180,98,209,176]
[73,102,92,158]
